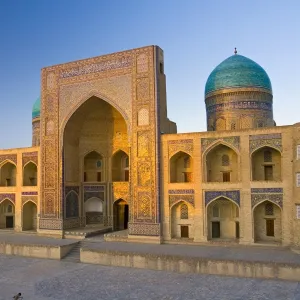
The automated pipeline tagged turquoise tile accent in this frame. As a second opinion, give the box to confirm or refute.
[32,97,41,119]
[205,55,272,96]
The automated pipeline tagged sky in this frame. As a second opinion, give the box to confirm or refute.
[0,0,299,149]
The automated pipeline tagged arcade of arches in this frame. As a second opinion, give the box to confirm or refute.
[63,96,130,229]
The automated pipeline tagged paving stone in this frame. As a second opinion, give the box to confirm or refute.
[0,255,299,300]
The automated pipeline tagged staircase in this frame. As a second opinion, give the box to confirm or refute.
[63,242,81,263]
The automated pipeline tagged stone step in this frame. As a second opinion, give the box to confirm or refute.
[63,242,81,263]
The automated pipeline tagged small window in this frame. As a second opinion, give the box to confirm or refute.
[297,145,300,160]
[265,202,274,215]
[180,204,188,219]
[223,172,230,182]
[235,206,239,218]
[183,172,192,183]
[97,172,101,182]
[96,160,102,168]
[83,172,87,182]
[7,205,12,213]
[212,205,219,218]
[124,157,129,168]
[124,170,129,182]
[264,150,272,162]
[221,154,230,166]
[184,157,191,168]
[297,173,300,187]
[296,205,300,219]
[159,62,164,73]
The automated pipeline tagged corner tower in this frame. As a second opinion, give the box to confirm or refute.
[205,49,274,131]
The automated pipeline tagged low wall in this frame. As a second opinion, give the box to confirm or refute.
[0,241,78,260]
[80,248,300,281]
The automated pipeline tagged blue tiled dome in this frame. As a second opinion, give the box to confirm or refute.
[205,54,272,96]
[32,97,41,119]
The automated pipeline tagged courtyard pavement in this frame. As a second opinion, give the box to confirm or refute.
[0,254,300,300]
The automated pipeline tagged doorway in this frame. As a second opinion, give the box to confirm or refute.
[212,221,220,238]
[6,216,13,228]
[113,199,129,231]
[181,225,189,238]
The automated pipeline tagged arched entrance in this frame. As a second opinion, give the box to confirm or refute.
[22,201,37,231]
[171,201,194,239]
[0,162,16,186]
[207,197,239,240]
[23,162,37,186]
[253,201,282,243]
[251,147,281,181]
[85,197,103,225]
[62,96,129,229]
[0,199,15,229]
[113,199,129,231]
[112,150,129,182]
[169,151,193,183]
[205,144,238,182]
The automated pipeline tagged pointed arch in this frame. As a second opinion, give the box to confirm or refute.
[252,198,282,212]
[112,150,129,182]
[0,199,15,229]
[23,161,38,186]
[65,190,79,218]
[60,92,130,148]
[206,197,240,240]
[170,200,194,239]
[251,146,281,181]
[169,151,193,183]
[0,161,17,187]
[22,201,37,230]
[113,198,129,230]
[204,142,239,183]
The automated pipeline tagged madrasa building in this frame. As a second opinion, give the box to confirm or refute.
[0,45,300,247]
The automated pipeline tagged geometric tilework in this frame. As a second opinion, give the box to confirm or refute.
[251,188,283,208]
[0,193,15,204]
[21,191,38,196]
[65,191,79,218]
[249,133,282,153]
[128,222,160,236]
[0,154,17,165]
[204,190,240,206]
[39,218,63,230]
[65,186,80,196]
[169,195,194,208]
[201,136,240,153]
[168,189,194,195]
[22,151,38,167]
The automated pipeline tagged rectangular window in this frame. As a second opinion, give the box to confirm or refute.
[180,226,189,238]
[223,172,230,182]
[124,170,129,182]
[297,173,300,187]
[83,172,87,182]
[264,166,273,181]
[266,219,275,236]
[297,145,300,160]
[296,205,300,219]
[97,172,101,182]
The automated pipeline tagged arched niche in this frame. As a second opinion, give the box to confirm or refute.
[205,144,238,182]
[23,162,37,186]
[112,150,129,182]
[169,151,193,183]
[22,201,37,230]
[253,200,282,243]
[0,199,15,229]
[171,201,194,239]
[85,197,103,225]
[0,161,16,187]
[83,151,103,182]
[206,197,239,240]
[62,96,128,185]
[251,146,281,181]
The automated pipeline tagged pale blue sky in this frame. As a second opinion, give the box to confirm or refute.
[0,0,299,148]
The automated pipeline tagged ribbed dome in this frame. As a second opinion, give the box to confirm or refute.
[205,54,272,96]
[32,97,41,119]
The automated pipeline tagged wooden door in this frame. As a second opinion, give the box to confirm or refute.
[181,226,189,238]
[266,219,274,236]
[235,222,240,238]
[212,221,220,238]
[6,216,13,228]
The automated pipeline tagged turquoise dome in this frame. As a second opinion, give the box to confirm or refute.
[205,54,272,96]
[32,97,41,119]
